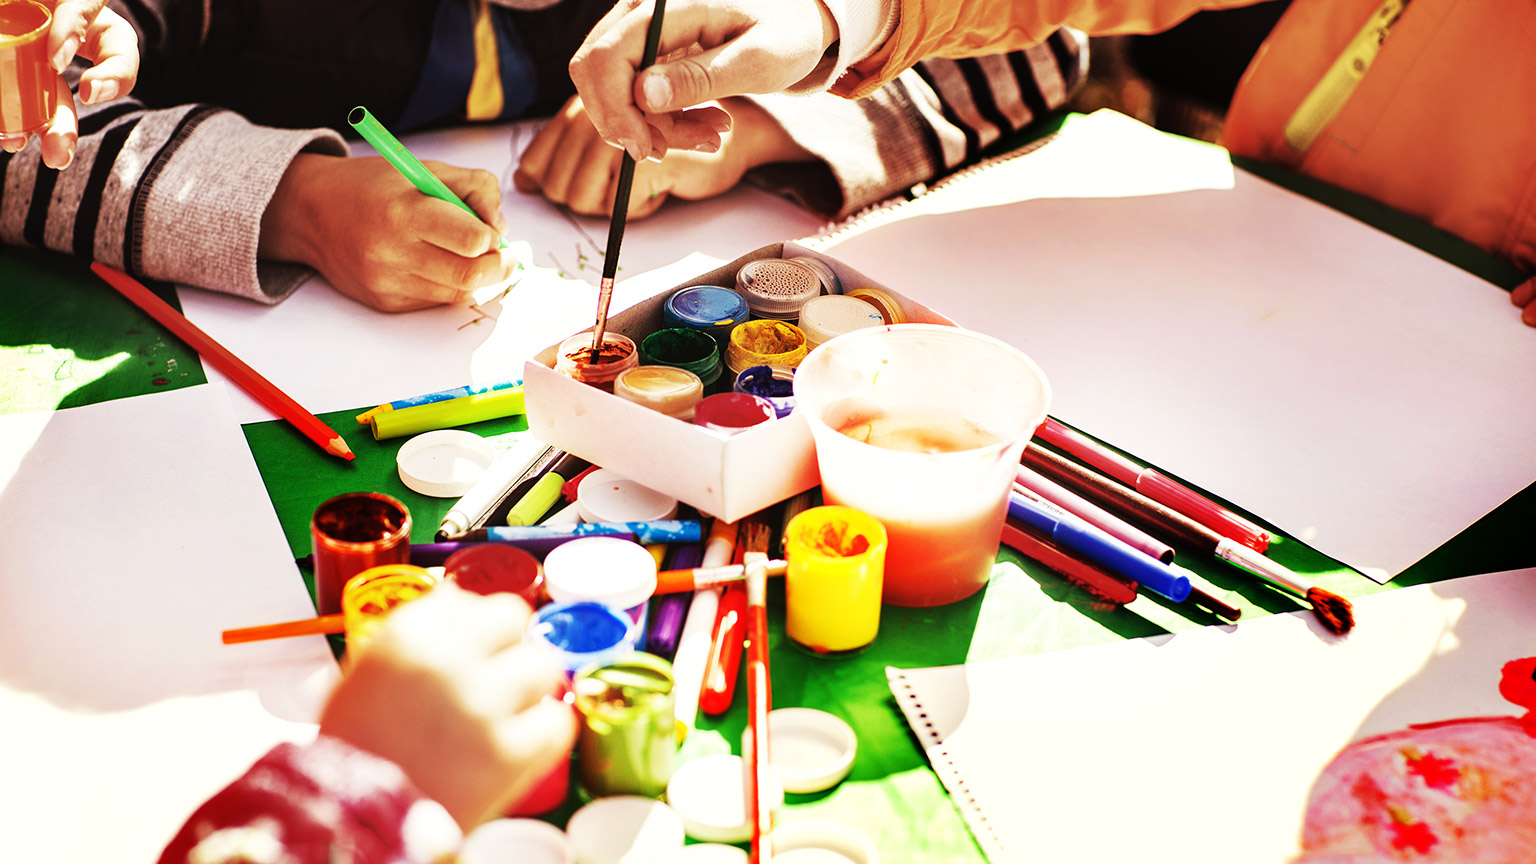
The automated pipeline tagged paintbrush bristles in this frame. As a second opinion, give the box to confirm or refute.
[1306,586,1354,635]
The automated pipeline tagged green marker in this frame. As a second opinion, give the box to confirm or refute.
[348,105,509,249]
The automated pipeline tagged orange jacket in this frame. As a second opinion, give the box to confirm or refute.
[840,0,1536,275]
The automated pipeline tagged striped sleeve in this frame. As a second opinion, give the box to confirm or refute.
[742,29,1088,220]
[0,97,347,304]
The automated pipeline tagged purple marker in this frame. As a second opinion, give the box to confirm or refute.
[646,542,703,659]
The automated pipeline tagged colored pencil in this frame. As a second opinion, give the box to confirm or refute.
[1034,417,1271,551]
[590,0,666,352]
[999,519,1138,606]
[1022,442,1352,634]
[1016,464,1174,562]
[90,263,354,461]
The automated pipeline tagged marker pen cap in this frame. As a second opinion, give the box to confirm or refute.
[576,469,680,524]
[638,327,723,388]
[443,543,544,607]
[736,258,822,320]
[614,365,704,420]
[844,287,908,325]
[733,364,796,418]
[786,255,842,295]
[543,536,659,646]
[663,285,749,348]
[555,332,639,393]
[529,599,637,674]
[725,319,809,376]
[340,564,440,656]
[797,295,887,352]
[566,795,684,864]
[692,392,777,435]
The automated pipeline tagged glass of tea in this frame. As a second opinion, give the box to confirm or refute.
[792,324,1050,606]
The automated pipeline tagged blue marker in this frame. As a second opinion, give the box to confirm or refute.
[465,520,704,546]
[356,377,522,424]
[1008,490,1192,602]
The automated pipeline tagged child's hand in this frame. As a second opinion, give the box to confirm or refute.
[514,95,811,220]
[0,0,139,169]
[1511,275,1536,328]
[259,153,517,312]
[318,582,575,830]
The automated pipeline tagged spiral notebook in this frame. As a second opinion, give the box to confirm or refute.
[886,567,1536,864]
[804,109,1536,581]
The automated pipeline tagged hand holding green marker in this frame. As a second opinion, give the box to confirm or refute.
[348,105,510,250]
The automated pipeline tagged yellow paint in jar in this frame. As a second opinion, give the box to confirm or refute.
[783,505,887,655]
[341,563,441,656]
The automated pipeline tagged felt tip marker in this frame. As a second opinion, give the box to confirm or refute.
[462,520,703,545]
[1007,489,1192,603]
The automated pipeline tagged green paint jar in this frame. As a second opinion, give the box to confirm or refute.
[639,327,723,391]
[573,652,677,799]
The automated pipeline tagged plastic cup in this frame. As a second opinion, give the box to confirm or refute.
[792,324,1050,607]
[310,492,412,616]
[0,1,55,137]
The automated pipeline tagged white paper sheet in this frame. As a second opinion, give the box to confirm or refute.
[813,110,1536,578]
[0,385,340,864]
[181,119,820,422]
[888,568,1536,864]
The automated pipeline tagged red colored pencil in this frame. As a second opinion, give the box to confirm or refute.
[1000,519,1138,606]
[91,263,354,461]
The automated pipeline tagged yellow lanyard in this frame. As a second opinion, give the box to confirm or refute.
[1283,0,1409,151]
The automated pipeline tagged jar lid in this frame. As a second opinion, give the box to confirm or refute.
[693,392,777,434]
[638,328,722,386]
[665,754,784,844]
[844,288,908,325]
[614,365,704,420]
[742,707,858,794]
[575,469,680,523]
[565,796,685,864]
[725,320,809,374]
[461,818,573,864]
[770,821,879,864]
[797,296,887,350]
[396,429,497,497]
[736,259,822,319]
[786,255,842,295]
[664,285,751,331]
[543,535,660,609]
[443,543,544,606]
[672,844,749,864]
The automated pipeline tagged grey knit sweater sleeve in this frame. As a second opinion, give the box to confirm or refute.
[744,29,1088,220]
[0,97,347,304]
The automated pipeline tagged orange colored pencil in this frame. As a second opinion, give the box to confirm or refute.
[91,263,354,461]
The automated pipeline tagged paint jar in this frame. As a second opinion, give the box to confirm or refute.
[783,506,887,655]
[572,652,677,798]
[0,1,55,136]
[663,285,750,352]
[443,543,544,608]
[735,258,823,320]
[555,332,639,393]
[505,680,576,817]
[543,536,659,649]
[733,364,796,418]
[638,328,723,391]
[339,563,440,654]
[797,295,887,352]
[310,492,412,616]
[613,365,704,420]
[724,319,809,378]
[692,392,776,435]
[844,287,908,325]
[530,600,638,674]
[793,324,1051,607]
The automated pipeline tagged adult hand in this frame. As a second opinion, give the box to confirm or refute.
[568,0,837,161]
[259,153,517,312]
[318,582,576,831]
[0,0,140,169]
[514,95,811,219]
[1511,275,1536,328]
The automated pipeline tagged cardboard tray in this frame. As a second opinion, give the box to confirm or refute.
[523,241,955,522]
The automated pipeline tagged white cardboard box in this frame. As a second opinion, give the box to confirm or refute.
[523,241,955,522]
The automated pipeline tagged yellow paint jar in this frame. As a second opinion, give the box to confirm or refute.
[783,506,887,656]
[340,563,441,656]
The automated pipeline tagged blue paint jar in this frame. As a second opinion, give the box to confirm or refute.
[663,285,750,351]
[529,600,638,674]
[733,364,796,418]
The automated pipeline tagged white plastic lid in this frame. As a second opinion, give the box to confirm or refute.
[542,536,659,610]
[576,468,680,523]
[665,754,784,844]
[396,429,497,497]
[566,796,685,864]
[461,818,573,864]
[743,708,858,794]
[668,843,750,864]
[770,821,879,864]
[796,296,886,351]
